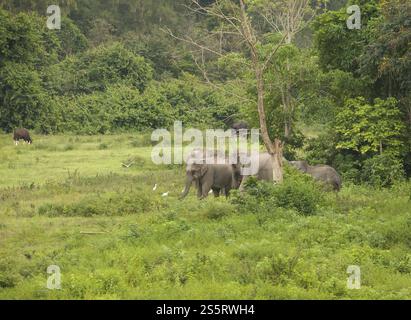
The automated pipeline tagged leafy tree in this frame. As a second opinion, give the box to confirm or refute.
[264,44,319,143]
[42,85,174,134]
[45,43,153,95]
[312,0,380,73]
[55,17,88,58]
[157,74,238,129]
[359,0,411,100]
[335,97,405,156]
[361,153,405,187]
[0,9,60,68]
[0,62,49,132]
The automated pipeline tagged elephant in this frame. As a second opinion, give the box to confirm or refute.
[231,121,249,136]
[289,160,342,191]
[234,153,275,190]
[179,162,242,199]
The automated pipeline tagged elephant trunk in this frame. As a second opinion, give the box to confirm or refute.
[179,172,193,199]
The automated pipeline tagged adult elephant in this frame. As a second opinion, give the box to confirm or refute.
[231,121,249,136]
[179,162,241,199]
[235,153,275,189]
[290,160,342,191]
[234,153,290,190]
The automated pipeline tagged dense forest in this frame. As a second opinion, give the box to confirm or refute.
[0,0,410,184]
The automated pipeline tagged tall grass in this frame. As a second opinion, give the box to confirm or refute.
[0,134,410,299]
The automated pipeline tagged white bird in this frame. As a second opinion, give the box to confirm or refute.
[152,184,158,191]
[162,191,169,197]
[209,190,213,194]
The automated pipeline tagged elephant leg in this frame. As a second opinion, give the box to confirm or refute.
[224,186,231,198]
[212,187,221,197]
[200,180,212,199]
[180,172,194,199]
[239,176,249,192]
[196,180,203,199]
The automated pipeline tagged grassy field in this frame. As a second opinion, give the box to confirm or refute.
[0,133,411,299]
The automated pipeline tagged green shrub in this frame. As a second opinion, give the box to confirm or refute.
[45,42,153,95]
[332,154,361,184]
[199,201,236,220]
[361,154,405,187]
[42,85,175,134]
[270,171,325,215]
[38,192,166,217]
[232,167,325,216]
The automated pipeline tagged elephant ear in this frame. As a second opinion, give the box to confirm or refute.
[200,164,208,177]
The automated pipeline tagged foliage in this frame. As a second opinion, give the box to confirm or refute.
[0,62,49,132]
[359,0,411,100]
[232,166,325,215]
[55,17,88,58]
[361,154,405,187]
[156,74,239,129]
[0,9,60,68]
[2,134,411,299]
[40,85,174,134]
[335,97,405,156]
[45,43,153,95]
[312,0,381,73]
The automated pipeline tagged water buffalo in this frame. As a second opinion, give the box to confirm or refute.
[13,128,32,145]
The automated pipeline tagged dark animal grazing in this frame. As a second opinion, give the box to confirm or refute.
[13,128,32,145]
[290,160,342,191]
[231,121,249,136]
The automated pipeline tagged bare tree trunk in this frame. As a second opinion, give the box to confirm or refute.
[255,66,283,183]
[272,139,284,182]
[239,0,283,183]
[284,36,292,139]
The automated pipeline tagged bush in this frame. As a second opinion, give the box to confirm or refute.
[232,167,325,216]
[361,154,405,187]
[199,201,236,220]
[38,192,166,217]
[0,62,49,132]
[45,43,153,95]
[157,74,238,129]
[40,85,175,134]
[333,154,361,184]
[270,168,325,215]
[305,130,338,165]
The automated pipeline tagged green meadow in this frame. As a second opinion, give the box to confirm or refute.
[0,134,411,299]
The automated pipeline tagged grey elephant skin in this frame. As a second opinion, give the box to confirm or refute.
[180,149,242,199]
[231,121,249,136]
[290,160,342,191]
[180,162,241,199]
[235,153,274,190]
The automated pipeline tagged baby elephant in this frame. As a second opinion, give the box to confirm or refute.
[180,162,241,200]
[290,160,342,191]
